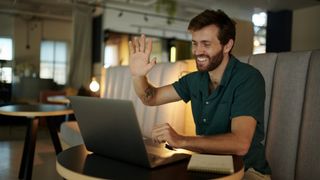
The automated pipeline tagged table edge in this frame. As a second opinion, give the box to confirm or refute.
[56,160,105,180]
[56,145,245,180]
[0,109,73,117]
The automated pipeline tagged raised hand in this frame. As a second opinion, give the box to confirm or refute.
[129,34,157,77]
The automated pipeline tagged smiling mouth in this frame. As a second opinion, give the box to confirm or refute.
[196,56,209,62]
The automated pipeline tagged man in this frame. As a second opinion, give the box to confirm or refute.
[129,9,271,179]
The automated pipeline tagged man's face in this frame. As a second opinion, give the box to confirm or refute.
[191,24,225,72]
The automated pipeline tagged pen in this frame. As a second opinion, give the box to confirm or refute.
[165,143,176,151]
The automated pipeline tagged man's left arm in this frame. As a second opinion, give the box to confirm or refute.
[152,115,256,156]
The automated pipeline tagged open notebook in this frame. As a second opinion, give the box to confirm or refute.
[187,154,234,174]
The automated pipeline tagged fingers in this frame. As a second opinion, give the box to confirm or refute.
[154,135,166,144]
[129,34,155,76]
[134,37,139,53]
[152,134,166,144]
[139,34,145,52]
[129,34,148,54]
[145,37,152,55]
[151,123,170,144]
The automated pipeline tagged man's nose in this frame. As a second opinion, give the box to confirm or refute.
[193,46,205,55]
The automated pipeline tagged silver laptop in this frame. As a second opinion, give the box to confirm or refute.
[69,96,191,168]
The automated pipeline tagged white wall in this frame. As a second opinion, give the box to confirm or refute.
[103,8,191,40]
[0,14,72,75]
[14,17,42,70]
[292,5,320,51]
[43,20,72,40]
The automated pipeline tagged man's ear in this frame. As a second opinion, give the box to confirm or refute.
[223,39,234,54]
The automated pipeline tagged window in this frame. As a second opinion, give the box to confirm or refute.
[104,45,118,68]
[0,37,13,61]
[0,37,13,83]
[0,67,12,83]
[40,40,68,85]
[252,12,267,54]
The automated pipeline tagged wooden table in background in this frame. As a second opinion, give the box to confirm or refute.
[47,95,70,104]
[0,104,73,180]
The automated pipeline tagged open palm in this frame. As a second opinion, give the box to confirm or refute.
[129,34,156,76]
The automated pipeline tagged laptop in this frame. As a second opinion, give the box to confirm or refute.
[69,96,192,168]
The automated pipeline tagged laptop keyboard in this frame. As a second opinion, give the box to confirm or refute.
[143,139,192,166]
[146,144,174,158]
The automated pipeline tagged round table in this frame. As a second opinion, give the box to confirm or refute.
[56,145,244,180]
[0,104,72,117]
[0,104,73,180]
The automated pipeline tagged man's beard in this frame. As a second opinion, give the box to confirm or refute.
[195,49,224,72]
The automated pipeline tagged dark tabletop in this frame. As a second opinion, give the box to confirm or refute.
[57,145,244,180]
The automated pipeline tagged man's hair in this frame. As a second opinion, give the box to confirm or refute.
[188,9,236,46]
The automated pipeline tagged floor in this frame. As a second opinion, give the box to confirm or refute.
[0,125,63,180]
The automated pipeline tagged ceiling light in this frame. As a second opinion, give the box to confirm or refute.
[89,77,100,92]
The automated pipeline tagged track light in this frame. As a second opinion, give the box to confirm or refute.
[144,14,148,22]
[118,11,123,17]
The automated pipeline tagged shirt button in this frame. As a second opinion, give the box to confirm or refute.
[203,118,207,123]
[205,101,209,105]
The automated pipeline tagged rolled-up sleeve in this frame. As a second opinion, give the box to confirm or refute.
[230,70,266,123]
[172,75,191,103]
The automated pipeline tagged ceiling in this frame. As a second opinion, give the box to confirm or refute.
[106,0,320,20]
[0,0,319,21]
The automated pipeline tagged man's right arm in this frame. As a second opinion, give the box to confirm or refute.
[129,34,181,106]
[132,76,181,106]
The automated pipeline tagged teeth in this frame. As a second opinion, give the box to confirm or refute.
[197,57,207,62]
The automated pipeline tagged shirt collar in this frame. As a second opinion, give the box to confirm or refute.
[220,55,237,87]
[198,55,237,98]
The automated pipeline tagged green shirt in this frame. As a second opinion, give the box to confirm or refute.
[172,56,271,174]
